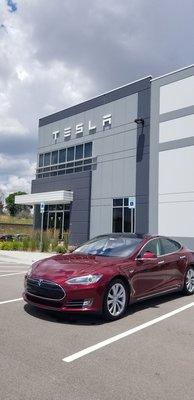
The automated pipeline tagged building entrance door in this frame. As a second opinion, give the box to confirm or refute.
[43,204,70,239]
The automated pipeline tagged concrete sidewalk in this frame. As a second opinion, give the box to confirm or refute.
[0,250,56,265]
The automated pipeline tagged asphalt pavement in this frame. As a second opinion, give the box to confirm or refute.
[0,251,193,400]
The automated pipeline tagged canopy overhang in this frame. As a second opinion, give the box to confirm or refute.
[15,190,73,205]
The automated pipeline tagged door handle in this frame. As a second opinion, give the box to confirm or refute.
[179,255,186,260]
[158,260,165,265]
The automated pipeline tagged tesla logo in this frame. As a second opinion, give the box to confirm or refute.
[52,114,112,142]
[38,279,43,286]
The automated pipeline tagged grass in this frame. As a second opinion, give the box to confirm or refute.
[0,229,69,253]
[0,214,33,225]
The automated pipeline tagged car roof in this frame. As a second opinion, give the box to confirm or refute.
[95,233,150,240]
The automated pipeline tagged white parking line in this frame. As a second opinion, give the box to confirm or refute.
[0,298,23,305]
[63,302,194,363]
[0,272,26,277]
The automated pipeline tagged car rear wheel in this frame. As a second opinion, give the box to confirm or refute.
[183,267,194,295]
[103,279,128,321]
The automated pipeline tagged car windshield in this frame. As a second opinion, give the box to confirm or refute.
[74,236,143,258]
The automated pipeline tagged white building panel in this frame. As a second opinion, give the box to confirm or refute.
[160,76,194,114]
[158,146,194,237]
[159,114,194,143]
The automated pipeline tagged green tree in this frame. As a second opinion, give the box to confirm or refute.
[5,191,30,217]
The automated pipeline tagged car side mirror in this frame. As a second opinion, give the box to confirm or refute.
[141,251,157,259]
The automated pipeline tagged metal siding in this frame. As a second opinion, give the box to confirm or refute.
[149,65,194,247]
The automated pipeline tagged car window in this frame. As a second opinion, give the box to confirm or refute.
[74,236,143,257]
[160,238,182,255]
[141,239,162,257]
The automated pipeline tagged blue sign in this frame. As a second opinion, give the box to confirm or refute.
[128,197,136,209]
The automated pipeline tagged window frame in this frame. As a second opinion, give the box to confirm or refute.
[112,197,136,234]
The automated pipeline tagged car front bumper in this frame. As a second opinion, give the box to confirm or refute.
[23,277,105,313]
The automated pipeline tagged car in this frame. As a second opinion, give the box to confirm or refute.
[23,233,194,320]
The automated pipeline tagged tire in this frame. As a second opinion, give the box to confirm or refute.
[103,278,129,321]
[183,267,194,295]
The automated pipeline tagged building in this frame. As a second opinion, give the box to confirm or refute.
[16,65,194,248]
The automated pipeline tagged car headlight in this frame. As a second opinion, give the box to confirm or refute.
[66,274,103,285]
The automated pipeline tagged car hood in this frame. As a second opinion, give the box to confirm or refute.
[30,253,122,282]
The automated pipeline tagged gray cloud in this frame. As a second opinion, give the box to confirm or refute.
[0,0,194,195]
[21,0,194,91]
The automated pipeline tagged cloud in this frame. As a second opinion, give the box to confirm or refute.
[0,153,35,197]
[0,0,194,195]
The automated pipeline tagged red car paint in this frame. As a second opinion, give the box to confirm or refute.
[23,234,194,315]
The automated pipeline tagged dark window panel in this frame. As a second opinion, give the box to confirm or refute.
[67,146,74,161]
[75,167,83,173]
[59,148,66,163]
[113,198,123,207]
[51,151,58,165]
[112,208,122,233]
[84,165,91,171]
[39,154,43,167]
[124,198,129,207]
[84,142,92,158]
[124,208,132,232]
[44,153,51,166]
[58,170,66,175]
[75,144,83,160]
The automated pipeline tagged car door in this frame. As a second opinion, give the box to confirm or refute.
[133,238,168,299]
[159,237,186,289]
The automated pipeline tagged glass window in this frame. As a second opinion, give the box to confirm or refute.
[51,151,58,165]
[67,146,74,161]
[160,238,181,255]
[39,154,43,167]
[75,144,83,160]
[84,142,92,158]
[59,149,66,163]
[44,153,51,166]
[141,239,162,257]
[113,199,123,207]
[112,197,135,234]
[124,208,131,232]
[74,235,143,258]
[113,208,122,233]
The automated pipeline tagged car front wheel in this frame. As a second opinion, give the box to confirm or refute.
[103,279,128,321]
[183,267,194,295]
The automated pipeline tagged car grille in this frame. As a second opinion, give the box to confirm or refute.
[26,278,65,301]
[65,300,84,308]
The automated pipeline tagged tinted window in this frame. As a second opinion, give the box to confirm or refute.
[67,147,74,161]
[84,142,92,158]
[124,208,131,232]
[113,198,123,207]
[51,151,58,165]
[44,153,50,166]
[59,149,66,163]
[160,238,181,255]
[75,144,83,160]
[39,154,43,167]
[74,236,142,258]
[141,239,162,257]
[112,208,122,233]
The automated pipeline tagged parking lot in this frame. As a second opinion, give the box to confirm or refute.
[0,252,194,400]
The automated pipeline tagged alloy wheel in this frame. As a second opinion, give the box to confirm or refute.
[107,282,126,317]
[185,268,194,294]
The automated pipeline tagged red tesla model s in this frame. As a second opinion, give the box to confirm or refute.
[24,234,194,320]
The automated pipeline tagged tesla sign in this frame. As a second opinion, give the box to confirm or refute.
[52,114,112,142]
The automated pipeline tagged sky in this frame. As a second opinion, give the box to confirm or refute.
[0,0,194,199]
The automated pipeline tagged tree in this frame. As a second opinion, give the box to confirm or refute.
[5,191,31,217]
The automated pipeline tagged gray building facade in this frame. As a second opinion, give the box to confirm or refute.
[16,65,194,248]
[31,76,151,245]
